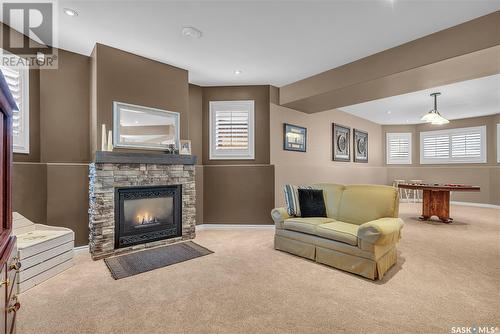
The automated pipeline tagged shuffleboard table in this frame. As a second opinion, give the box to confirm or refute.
[397,183,480,223]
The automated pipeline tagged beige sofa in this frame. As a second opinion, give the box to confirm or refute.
[271,184,403,280]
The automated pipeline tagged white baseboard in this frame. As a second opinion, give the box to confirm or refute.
[450,201,500,209]
[71,226,274,251]
[73,245,89,253]
[196,224,274,231]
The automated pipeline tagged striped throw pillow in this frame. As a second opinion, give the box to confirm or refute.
[283,184,313,217]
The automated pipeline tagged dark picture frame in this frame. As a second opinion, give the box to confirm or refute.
[283,123,307,152]
[332,123,350,162]
[353,129,368,163]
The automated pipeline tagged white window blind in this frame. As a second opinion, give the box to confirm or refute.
[215,110,249,150]
[423,135,449,159]
[0,52,29,154]
[386,133,412,164]
[420,126,486,164]
[209,100,254,160]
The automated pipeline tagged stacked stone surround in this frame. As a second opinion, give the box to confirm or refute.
[88,162,196,260]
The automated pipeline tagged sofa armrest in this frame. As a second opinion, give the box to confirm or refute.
[357,217,404,246]
[271,207,290,229]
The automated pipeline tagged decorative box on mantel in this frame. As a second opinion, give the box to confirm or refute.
[88,151,197,260]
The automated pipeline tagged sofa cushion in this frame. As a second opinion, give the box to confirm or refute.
[314,221,358,246]
[283,184,313,216]
[337,185,398,225]
[298,189,327,218]
[313,184,344,219]
[283,217,334,235]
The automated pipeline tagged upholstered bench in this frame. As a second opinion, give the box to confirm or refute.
[13,213,74,292]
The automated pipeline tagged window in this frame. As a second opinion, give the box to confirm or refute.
[0,52,29,154]
[386,133,412,164]
[420,126,486,164]
[209,100,254,160]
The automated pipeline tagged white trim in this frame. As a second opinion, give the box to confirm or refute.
[196,224,274,231]
[0,51,30,154]
[450,201,500,209]
[15,65,29,154]
[209,100,255,160]
[386,132,412,165]
[73,245,89,253]
[420,125,487,164]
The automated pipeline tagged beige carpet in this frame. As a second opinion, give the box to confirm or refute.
[17,204,500,334]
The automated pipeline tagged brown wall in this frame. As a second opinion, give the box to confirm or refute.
[91,44,189,157]
[203,165,274,224]
[12,48,91,246]
[189,85,204,225]
[202,85,270,165]
[40,49,91,163]
[271,103,386,207]
[195,165,204,226]
[199,85,274,224]
[12,163,46,224]
[46,164,89,246]
[188,84,203,160]
[382,114,500,205]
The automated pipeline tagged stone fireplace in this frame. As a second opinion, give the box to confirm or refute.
[88,152,196,260]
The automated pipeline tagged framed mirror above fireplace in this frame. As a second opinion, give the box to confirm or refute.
[113,101,180,151]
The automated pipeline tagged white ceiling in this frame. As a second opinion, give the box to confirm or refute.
[43,0,500,86]
[339,74,500,125]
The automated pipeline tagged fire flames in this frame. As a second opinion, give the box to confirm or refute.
[136,213,159,225]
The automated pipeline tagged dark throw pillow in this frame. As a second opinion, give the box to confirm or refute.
[298,189,327,218]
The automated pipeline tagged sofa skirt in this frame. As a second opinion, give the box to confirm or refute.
[274,234,316,260]
[274,234,397,280]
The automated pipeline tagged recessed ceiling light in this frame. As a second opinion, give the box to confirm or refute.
[63,8,78,17]
[387,110,392,114]
[182,27,202,39]
[234,70,243,75]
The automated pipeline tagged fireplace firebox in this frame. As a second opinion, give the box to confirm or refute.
[115,185,182,248]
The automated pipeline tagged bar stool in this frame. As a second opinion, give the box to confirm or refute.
[409,179,424,203]
[392,179,409,202]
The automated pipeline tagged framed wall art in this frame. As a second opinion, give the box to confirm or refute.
[283,123,307,152]
[353,129,368,163]
[179,140,192,155]
[332,123,350,162]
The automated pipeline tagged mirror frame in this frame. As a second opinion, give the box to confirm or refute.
[113,101,180,151]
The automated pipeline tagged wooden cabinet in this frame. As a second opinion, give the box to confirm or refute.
[0,68,20,334]
[2,239,18,334]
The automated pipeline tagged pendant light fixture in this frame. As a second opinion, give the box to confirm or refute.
[421,92,449,125]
